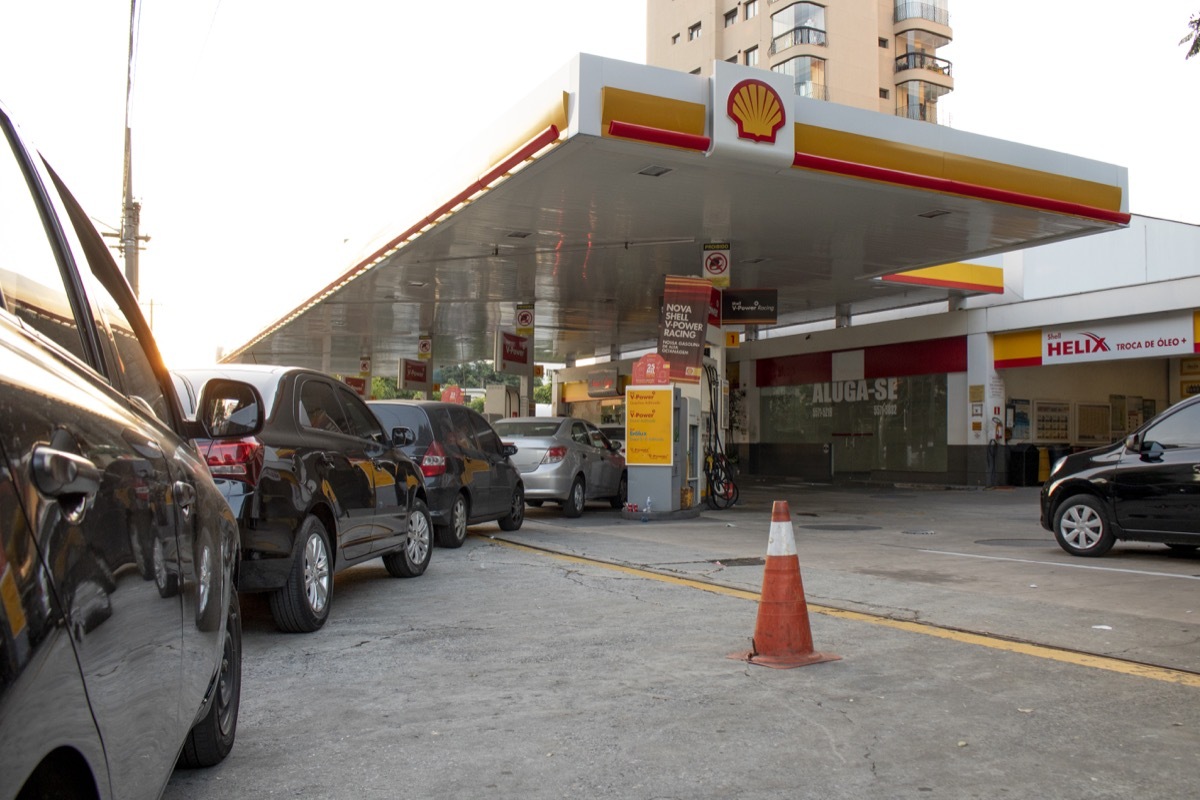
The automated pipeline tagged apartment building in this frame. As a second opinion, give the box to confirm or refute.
[646,0,954,123]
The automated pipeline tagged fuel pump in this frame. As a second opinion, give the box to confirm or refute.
[703,361,738,508]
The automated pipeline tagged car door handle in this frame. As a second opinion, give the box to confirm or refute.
[32,446,101,498]
[173,480,197,513]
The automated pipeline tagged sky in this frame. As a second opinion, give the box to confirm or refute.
[2,1,1197,365]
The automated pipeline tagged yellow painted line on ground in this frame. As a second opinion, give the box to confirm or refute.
[488,537,1200,688]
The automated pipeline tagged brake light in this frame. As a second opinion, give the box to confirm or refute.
[204,437,264,487]
[421,439,447,478]
[542,445,567,464]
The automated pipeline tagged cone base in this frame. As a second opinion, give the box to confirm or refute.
[726,649,841,670]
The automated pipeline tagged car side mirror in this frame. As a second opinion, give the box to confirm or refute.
[1140,439,1166,462]
[191,379,264,440]
[391,427,416,447]
[501,443,518,458]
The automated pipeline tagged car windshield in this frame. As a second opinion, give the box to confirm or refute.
[494,419,562,437]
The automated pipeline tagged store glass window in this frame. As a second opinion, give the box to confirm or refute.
[759,374,948,472]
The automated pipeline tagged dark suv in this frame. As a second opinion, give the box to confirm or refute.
[1040,394,1200,556]
[368,400,524,547]
[1,102,246,797]
[174,366,433,632]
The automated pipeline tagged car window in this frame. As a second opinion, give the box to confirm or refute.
[494,419,562,437]
[446,406,479,452]
[1142,402,1200,449]
[571,421,590,445]
[298,379,349,434]
[468,411,502,455]
[0,118,87,361]
[337,386,386,444]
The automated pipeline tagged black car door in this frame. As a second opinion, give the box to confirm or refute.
[333,383,410,552]
[1114,401,1200,536]
[295,376,378,561]
[467,409,512,516]
[0,117,187,797]
[448,406,496,517]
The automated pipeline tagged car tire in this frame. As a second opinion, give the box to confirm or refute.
[269,516,332,632]
[384,498,433,577]
[1053,495,1116,557]
[1165,543,1198,553]
[498,484,525,531]
[563,475,585,518]
[609,471,628,509]
[436,493,469,548]
[179,592,241,768]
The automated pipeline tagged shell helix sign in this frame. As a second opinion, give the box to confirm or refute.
[711,61,796,169]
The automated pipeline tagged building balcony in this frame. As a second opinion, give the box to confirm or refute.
[894,52,952,78]
[769,26,827,55]
[895,101,949,125]
[792,81,828,100]
[894,2,949,26]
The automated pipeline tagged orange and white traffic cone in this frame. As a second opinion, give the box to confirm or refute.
[728,500,840,669]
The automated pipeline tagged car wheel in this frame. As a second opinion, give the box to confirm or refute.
[1053,495,1115,557]
[609,471,628,509]
[384,498,433,577]
[153,535,178,598]
[498,484,525,531]
[527,500,544,507]
[436,493,469,549]
[269,516,332,632]
[563,475,585,518]
[179,592,241,768]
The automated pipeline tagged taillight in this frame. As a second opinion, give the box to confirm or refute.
[204,437,264,487]
[421,439,447,478]
[542,445,567,465]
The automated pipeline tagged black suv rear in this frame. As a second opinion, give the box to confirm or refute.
[368,401,524,547]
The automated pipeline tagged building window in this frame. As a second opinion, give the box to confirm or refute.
[745,46,759,67]
[879,88,890,99]
[770,2,827,53]
[688,22,702,41]
[745,1,758,21]
[672,33,680,45]
[725,10,737,27]
[879,37,889,49]
[772,55,827,99]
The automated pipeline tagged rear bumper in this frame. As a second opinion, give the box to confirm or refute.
[518,466,576,501]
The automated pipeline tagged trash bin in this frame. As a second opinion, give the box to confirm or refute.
[1007,444,1040,487]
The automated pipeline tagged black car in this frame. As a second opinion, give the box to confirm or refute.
[1040,394,1200,556]
[1,102,246,797]
[367,400,524,547]
[173,366,434,632]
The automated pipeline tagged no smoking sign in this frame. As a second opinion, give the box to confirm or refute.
[702,242,731,287]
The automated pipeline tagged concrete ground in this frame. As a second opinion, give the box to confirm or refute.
[165,481,1200,799]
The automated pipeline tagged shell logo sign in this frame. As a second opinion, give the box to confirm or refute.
[727,79,785,144]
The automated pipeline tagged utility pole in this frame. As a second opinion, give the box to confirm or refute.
[120,0,148,295]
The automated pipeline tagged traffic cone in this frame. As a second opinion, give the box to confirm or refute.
[728,500,841,669]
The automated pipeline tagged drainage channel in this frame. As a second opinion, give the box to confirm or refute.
[479,533,1200,688]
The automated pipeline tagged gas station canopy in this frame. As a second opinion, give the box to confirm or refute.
[225,55,1129,376]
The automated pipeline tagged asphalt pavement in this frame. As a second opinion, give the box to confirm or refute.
[164,480,1200,799]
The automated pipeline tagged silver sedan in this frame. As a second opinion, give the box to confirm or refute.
[492,417,627,516]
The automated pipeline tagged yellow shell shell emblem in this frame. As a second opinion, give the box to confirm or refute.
[727,79,785,144]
